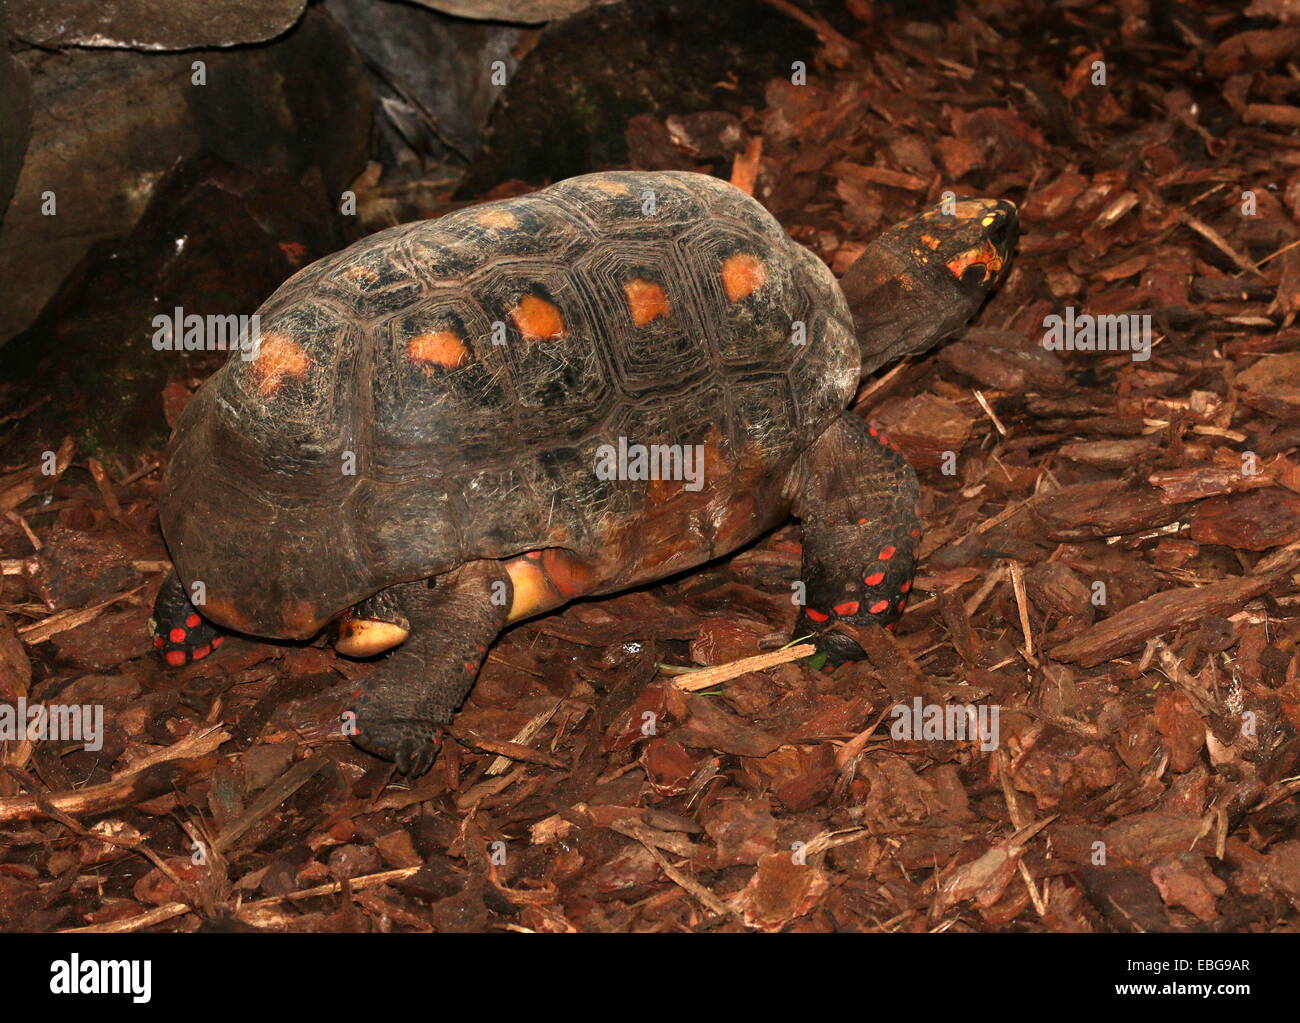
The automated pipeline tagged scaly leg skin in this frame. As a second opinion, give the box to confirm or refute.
[789,412,921,666]
[347,560,511,776]
[150,568,223,666]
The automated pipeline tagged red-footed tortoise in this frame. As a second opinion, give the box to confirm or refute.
[151,171,1017,774]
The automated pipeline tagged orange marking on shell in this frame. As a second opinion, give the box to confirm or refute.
[833,601,860,616]
[900,580,912,594]
[165,650,187,667]
[721,254,766,302]
[475,207,518,229]
[869,600,890,614]
[280,600,325,639]
[252,332,310,397]
[511,294,566,340]
[192,644,211,661]
[920,233,942,250]
[623,278,670,326]
[204,595,255,633]
[864,571,885,587]
[590,178,632,195]
[541,548,595,600]
[879,546,897,561]
[805,608,829,623]
[407,330,469,369]
[338,263,380,286]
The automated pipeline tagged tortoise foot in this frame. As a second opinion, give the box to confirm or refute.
[348,692,446,776]
[151,569,225,666]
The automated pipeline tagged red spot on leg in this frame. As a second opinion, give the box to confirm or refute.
[833,601,860,616]
[165,650,188,667]
[806,608,829,623]
[878,546,897,561]
[900,579,912,594]
[153,636,164,648]
[169,627,186,643]
[869,600,890,614]
[864,571,885,586]
[186,613,201,628]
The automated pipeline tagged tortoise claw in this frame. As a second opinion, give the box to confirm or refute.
[394,734,443,778]
[348,696,445,776]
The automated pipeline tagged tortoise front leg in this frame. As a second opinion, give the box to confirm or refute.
[788,412,921,666]
[347,560,510,775]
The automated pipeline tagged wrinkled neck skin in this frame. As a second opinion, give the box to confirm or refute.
[839,238,989,379]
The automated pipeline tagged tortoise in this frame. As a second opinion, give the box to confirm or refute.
[151,171,1017,774]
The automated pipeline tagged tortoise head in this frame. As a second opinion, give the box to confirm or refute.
[840,195,1020,376]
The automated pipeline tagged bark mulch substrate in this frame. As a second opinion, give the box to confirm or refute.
[4,0,1300,933]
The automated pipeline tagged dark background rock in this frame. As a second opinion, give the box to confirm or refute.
[0,154,357,452]
[0,0,309,49]
[456,0,850,195]
[0,25,31,229]
[324,0,521,175]
[0,5,371,347]
[407,0,608,23]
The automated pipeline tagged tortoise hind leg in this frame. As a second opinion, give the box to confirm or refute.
[151,569,223,666]
[347,560,511,776]
[789,412,921,666]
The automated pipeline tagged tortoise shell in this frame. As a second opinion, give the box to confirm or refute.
[160,171,858,639]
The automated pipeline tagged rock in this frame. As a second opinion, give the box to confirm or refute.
[324,0,521,170]
[407,0,606,23]
[0,27,31,229]
[0,154,356,449]
[0,0,308,50]
[458,0,834,195]
[0,6,370,347]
